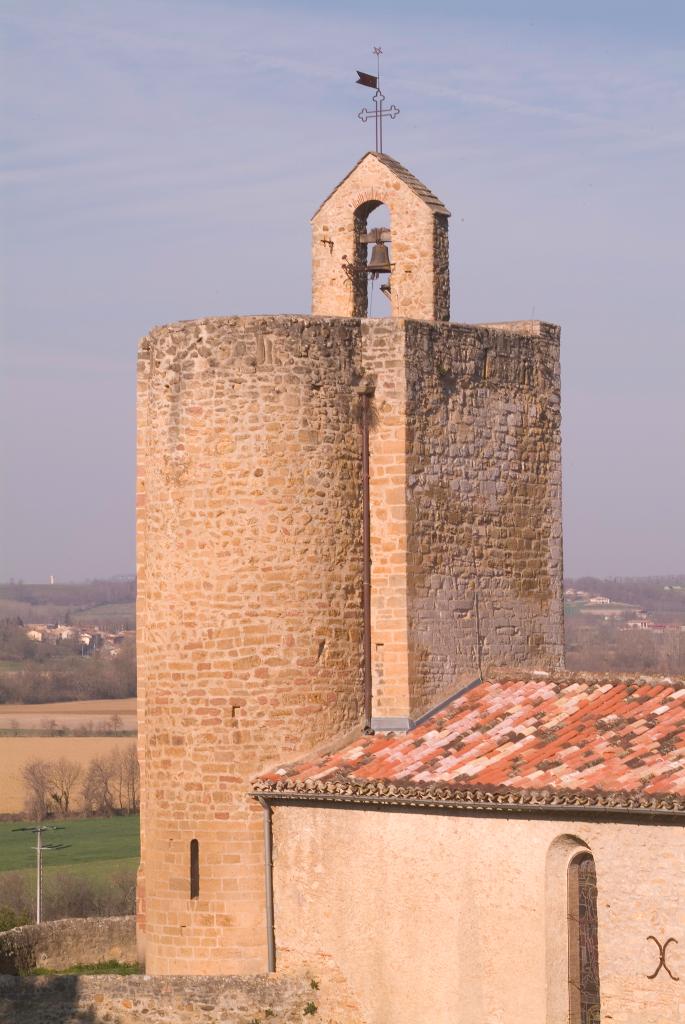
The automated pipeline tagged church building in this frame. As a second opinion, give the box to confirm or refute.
[136,150,684,1023]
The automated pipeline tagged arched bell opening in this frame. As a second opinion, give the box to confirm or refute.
[353,199,393,317]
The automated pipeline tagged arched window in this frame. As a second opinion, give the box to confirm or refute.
[568,853,600,1024]
[190,838,199,900]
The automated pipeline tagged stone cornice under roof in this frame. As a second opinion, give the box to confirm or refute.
[253,673,685,819]
[311,152,451,220]
[252,777,685,817]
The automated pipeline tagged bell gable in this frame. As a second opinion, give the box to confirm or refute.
[311,152,451,321]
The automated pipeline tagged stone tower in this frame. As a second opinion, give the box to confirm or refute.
[137,153,564,974]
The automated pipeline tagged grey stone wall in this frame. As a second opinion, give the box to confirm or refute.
[404,318,564,715]
[433,214,450,320]
[0,916,136,975]
[0,971,334,1024]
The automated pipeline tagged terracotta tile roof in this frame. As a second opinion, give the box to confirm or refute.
[254,674,685,816]
[311,151,451,219]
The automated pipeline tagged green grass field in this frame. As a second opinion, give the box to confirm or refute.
[0,815,139,883]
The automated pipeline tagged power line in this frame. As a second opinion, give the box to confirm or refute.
[12,825,70,923]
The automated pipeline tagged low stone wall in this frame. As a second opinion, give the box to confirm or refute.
[0,916,136,975]
[0,970,351,1024]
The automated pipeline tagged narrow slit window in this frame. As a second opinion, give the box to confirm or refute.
[568,853,600,1024]
[190,839,199,899]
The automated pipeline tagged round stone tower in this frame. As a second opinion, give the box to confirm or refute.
[136,315,365,974]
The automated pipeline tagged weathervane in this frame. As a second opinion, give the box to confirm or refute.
[356,47,400,153]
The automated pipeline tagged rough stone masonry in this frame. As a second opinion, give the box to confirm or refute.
[136,152,564,975]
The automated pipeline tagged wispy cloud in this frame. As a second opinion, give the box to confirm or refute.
[1,0,684,579]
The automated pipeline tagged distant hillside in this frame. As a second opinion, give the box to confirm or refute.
[565,575,685,674]
[565,575,685,623]
[0,581,136,703]
[0,579,135,632]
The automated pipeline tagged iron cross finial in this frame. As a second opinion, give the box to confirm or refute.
[355,46,400,154]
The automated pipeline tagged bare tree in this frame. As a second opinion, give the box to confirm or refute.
[106,745,138,813]
[109,748,126,812]
[21,759,53,820]
[109,867,137,914]
[42,868,137,920]
[108,713,123,736]
[81,756,115,816]
[123,743,140,813]
[46,758,81,816]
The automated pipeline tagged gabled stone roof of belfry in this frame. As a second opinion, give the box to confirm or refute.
[311,151,451,219]
[254,673,685,817]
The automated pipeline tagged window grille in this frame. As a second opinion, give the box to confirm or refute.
[568,853,601,1024]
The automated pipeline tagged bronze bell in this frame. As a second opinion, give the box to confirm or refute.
[366,241,392,275]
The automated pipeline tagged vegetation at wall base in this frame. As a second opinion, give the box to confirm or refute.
[0,868,137,926]
[0,907,29,931]
[26,960,142,976]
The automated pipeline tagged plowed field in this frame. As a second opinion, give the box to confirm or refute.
[0,698,136,732]
[0,736,137,814]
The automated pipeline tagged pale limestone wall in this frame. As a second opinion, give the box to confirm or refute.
[136,316,366,974]
[312,152,449,321]
[272,805,685,1024]
[362,318,563,724]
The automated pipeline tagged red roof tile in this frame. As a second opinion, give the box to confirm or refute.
[254,674,685,815]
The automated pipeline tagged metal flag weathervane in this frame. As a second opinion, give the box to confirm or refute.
[356,47,399,153]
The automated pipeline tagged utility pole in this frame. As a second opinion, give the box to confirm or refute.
[12,825,68,923]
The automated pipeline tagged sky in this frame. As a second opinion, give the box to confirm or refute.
[1,0,684,582]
